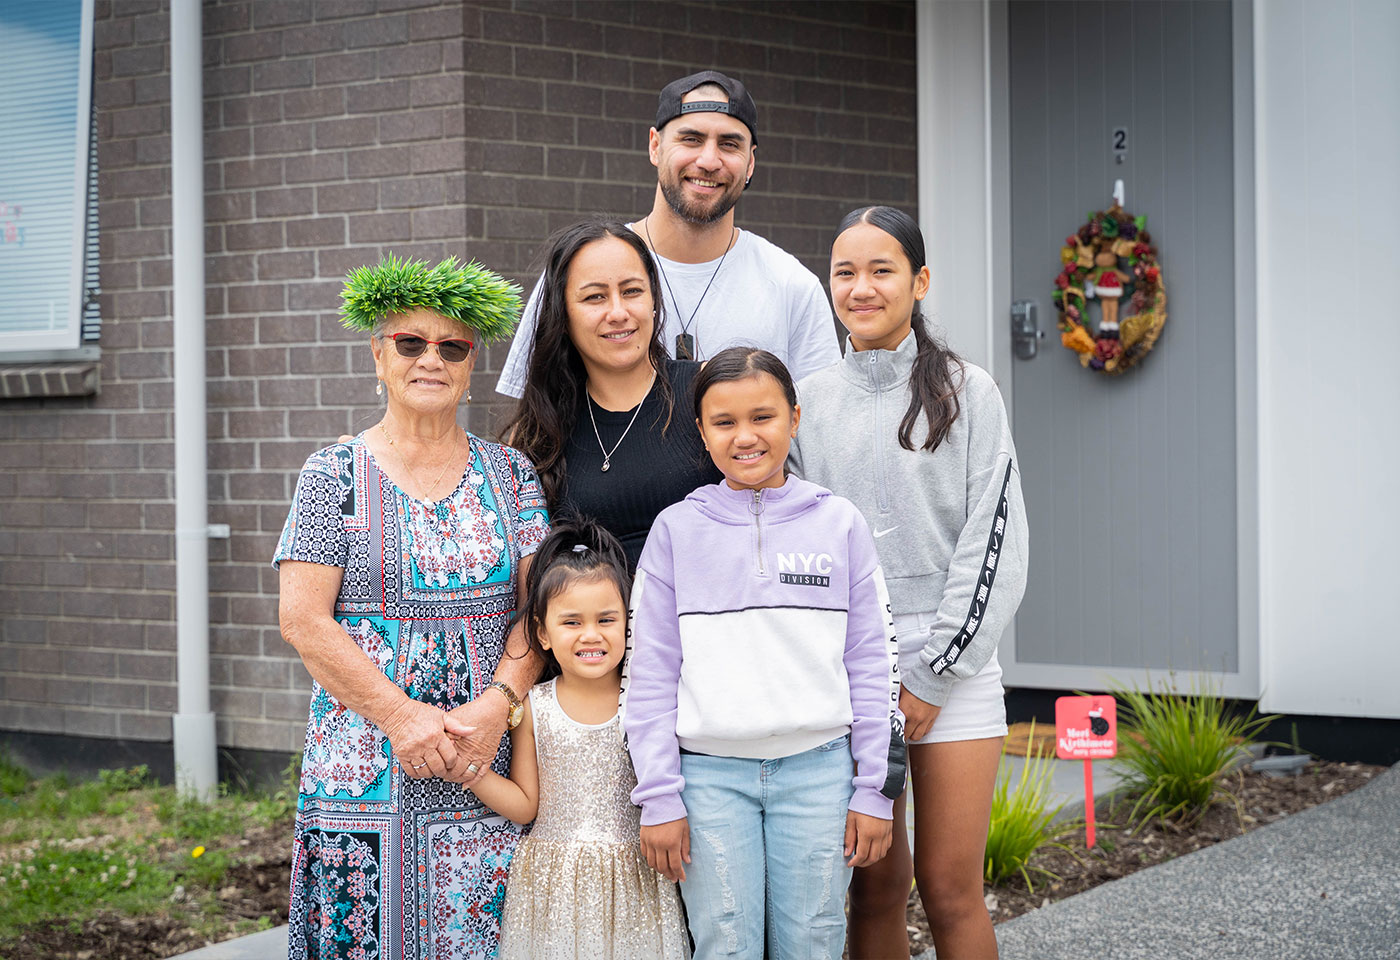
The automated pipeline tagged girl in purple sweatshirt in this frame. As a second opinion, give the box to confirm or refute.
[622,347,905,960]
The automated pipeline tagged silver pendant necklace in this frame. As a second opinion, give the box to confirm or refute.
[586,371,656,472]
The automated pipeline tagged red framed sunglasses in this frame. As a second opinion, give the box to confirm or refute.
[386,333,475,363]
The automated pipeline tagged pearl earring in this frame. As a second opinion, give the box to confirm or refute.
[376,380,383,397]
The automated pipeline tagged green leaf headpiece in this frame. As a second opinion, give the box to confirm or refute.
[339,254,523,341]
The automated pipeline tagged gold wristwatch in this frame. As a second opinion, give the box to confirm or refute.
[486,680,523,730]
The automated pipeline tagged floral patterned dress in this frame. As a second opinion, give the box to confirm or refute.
[273,432,550,960]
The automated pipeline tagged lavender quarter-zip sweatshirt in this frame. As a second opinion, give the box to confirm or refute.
[622,476,906,827]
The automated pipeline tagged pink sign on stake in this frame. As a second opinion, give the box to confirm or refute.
[1055,695,1118,848]
[1055,695,1118,760]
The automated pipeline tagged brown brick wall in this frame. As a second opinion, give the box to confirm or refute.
[0,0,916,759]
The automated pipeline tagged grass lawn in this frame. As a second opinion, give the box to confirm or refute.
[0,752,296,956]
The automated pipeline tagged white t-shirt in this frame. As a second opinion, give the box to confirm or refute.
[494,227,840,398]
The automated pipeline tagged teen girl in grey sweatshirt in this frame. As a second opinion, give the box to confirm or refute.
[788,206,1027,960]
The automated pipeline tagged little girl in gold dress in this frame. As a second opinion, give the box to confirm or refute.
[465,519,689,960]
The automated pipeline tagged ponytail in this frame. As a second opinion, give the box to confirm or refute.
[902,311,963,453]
[515,516,632,677]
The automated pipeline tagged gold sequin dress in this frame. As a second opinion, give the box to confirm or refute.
[499,678,690,960]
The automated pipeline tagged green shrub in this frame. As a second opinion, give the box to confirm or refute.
[247,752,301,828]
[0,774,147,844]
[0,751,31,798]
[176,845,233,889]
[154,789,245,840]
[1108,675,1276,829]
[14,776,113,824]
[984,724,1070,891]
[98,765,151,793]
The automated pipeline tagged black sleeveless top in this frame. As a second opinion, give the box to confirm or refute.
[558,359,722,571]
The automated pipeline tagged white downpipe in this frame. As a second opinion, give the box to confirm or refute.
[914,0,994,372]
[915,1,937,288]
[170,0,216,801]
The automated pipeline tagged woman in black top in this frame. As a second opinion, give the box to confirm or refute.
[503,219,721,570]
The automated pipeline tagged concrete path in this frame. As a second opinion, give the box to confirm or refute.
[170,924,287,959]
[915,762,1400,960]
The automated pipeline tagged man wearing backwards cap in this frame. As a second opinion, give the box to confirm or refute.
[496,70,839,398]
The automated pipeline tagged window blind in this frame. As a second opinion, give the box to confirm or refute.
[0,0,95,352]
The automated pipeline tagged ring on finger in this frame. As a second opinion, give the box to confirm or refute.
[411,761,427,769]
[467,763,479,774]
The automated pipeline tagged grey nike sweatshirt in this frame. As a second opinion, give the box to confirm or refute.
[788,330,1028,708]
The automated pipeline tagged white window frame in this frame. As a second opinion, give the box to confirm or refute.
[0,0,97,359]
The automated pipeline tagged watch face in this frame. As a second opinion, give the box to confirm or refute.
[508,703,524,729]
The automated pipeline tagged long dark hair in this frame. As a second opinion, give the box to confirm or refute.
[517,517,631,678]
[834,205,964,453]
[502,218,674,505]
[691,346,798,422]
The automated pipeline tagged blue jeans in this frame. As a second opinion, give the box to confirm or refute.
[678,735,854,959]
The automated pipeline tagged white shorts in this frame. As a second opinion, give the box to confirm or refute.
[896,610,1008,745]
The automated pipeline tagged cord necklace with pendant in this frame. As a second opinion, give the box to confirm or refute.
[642,216,736,361]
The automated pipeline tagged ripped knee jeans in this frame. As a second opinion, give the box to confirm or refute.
[678,735,854,960]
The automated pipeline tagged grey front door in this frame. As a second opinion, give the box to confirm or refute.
[1005,0,1238,684]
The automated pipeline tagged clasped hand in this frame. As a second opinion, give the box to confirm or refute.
[443,695,510,786]
[381,696,508,786]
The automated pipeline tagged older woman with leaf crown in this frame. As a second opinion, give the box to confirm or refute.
[274,255,550,960]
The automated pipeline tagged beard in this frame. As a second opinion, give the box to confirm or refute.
[659,171,743,225]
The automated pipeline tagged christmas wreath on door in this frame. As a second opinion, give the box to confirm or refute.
[1051,202,1166,375]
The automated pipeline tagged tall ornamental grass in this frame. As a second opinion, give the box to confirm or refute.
[1109,675,1276,829]
[984,722,1070,891]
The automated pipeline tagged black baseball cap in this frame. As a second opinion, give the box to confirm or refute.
[653,70,758,144]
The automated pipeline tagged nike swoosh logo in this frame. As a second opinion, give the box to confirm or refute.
[873,526,899,538]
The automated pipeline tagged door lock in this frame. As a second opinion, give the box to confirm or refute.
[1011,299,1044,360]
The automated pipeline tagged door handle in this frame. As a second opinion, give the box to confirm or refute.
[1011,299,1044,360]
